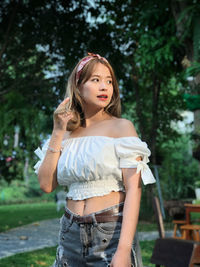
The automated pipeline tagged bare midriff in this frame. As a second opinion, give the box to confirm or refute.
[66,191,125,216]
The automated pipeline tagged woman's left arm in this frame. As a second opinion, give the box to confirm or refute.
[110,166,142,267]
[110,118,143,266]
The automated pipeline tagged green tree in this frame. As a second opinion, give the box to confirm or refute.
[93,0,186,164]
[1,0,199,191]
[171,0,200,164]
[0,0,102,182]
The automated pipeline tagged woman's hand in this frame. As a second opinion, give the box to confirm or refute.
[110,250,132,267]
[53,97,73,132]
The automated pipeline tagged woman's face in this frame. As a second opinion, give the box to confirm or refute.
[79,63,113,111]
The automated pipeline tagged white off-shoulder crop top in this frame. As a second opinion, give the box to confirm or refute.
[34,136,156,200]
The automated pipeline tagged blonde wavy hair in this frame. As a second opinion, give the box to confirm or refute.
[65,56,121,131]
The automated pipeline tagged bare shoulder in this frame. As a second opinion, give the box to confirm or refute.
[111,118,138,138]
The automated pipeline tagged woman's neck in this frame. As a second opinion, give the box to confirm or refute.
[84,109,111,127]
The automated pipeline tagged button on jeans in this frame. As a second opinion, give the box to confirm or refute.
[53,203,141,267]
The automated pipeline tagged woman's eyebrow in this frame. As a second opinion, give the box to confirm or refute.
[91,74,112,78]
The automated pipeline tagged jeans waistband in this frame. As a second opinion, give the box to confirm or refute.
[64,202,124,224]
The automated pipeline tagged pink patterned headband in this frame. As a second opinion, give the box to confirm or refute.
[76,52,108,85]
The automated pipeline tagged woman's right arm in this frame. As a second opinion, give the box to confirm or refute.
[38,98,73,193]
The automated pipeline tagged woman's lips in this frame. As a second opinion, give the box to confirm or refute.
[97,94,108,101]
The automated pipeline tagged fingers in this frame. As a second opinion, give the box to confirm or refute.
[54,97,71,115]
[55,110,74,122]
[60,97,70,105]
[57,112,73,119]
[54,107,67,115]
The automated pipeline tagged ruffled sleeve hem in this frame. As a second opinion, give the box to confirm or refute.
[115,137,156,185]
[34,138,50,174]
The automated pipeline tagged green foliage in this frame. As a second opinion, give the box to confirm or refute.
[195,180,200,187]
[183,93,200,110]
[0,0,199,198]
[185,61,200,76]
[175,1,200,61]
[193,17,200,61]
[159,135,200,199]
[0,147,26,183]
[0,0,101,183]
[99,0,187,165]
[25,172,45,198]
[0,175,64,204]
[0,179,27,203]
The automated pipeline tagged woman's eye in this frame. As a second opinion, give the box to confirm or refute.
[107,80,112,84]
[92,78,99,82]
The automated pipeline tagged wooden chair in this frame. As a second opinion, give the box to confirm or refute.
[172,219,187,238]
[165,200,187,238]
[152,196,165,238]
[151,238,200,267]
[153,196,186,239]
[151,196,200,267]
[181,224,200,242]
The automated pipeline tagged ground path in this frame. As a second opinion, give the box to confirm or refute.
[0,218,173,259]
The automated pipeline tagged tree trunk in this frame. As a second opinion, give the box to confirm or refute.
[150,78,161,165]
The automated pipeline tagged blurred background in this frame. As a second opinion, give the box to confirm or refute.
[0,0,200,265]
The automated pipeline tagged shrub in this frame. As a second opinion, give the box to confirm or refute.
[0,179,27,203]
[159,134,199,200]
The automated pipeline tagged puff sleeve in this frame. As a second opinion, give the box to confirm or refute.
[115,137,156,185]
[34,139,50,174]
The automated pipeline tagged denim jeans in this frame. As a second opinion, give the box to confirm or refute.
[53,203,142,267]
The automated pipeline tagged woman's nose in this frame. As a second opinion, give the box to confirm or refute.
[99,81,107,90]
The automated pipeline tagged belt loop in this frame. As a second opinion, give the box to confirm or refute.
[92,213,98,226]
[69,213,74,225]
[65,208,73,225]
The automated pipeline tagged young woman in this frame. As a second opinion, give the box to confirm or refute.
[34,53,156,267]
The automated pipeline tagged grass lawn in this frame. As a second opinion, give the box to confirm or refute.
[0,241,155,267]
[0,202,63,232]
[138,220,173,232]
[140,240,155,267]
[0,246,57,267]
